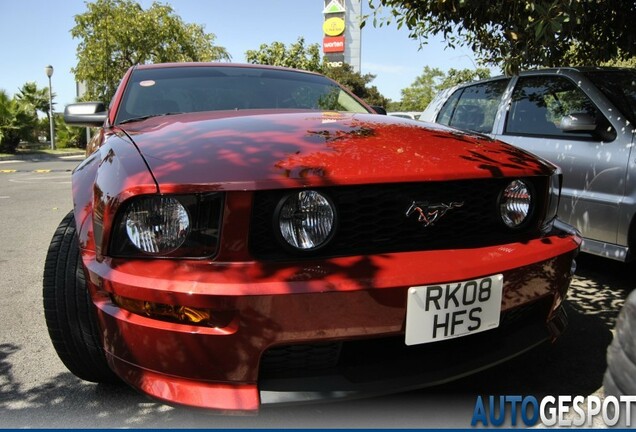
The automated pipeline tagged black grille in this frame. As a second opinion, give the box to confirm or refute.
[249,177,547,261]
[259,298,552,379]
[260,342,342,375]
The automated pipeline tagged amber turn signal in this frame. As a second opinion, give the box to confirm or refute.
[112,294,234,328]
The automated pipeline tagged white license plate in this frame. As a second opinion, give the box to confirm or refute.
[405,274,503,345]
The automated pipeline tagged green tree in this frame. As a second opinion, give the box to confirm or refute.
[71,0,230,104]
[386,100,403,112]
[602,56,636,68]
[366,1,636,74]
[16,82,52,118]
[439,67,492,90]
[399,67,491,111]
[245,37,323,72]
[0,90,37,153]
[245,38,390,107]
[15,82,54,142]
[323,64,390,108]
[400,66,444,111]
[54,115,87,149]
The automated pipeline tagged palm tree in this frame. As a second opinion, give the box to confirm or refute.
[15,82,53,143]
[0,90,11,145]
[16,81,53,118]
[0,89,38,153]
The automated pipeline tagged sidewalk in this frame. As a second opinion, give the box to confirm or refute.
[0,149,85,162]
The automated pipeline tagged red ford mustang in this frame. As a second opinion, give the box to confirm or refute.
[45,63,581,413]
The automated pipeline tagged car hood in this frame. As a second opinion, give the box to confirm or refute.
[117,111,554,191]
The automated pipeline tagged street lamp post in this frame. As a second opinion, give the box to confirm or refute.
[44,65,55,150]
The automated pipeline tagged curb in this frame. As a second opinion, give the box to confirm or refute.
[0,151,85,162]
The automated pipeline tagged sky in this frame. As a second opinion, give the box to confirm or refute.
[0,0,487,108]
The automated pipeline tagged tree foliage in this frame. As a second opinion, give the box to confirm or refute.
[15,82,54,142]
[399,66,491,111]
[399,66,444,111]
[245,38,390,107]
[71,0,230,103]
[602,56,636,69]
[16,82,52,119]
[0,90,38,153]
[245,37,323,72]
[366,0,636,74]
[54,115,87,149]
[439,67,492,89]
[324,64,390,108]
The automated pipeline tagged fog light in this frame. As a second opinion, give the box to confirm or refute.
[500,180,532,228]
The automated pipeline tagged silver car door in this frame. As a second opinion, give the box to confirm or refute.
[493,74,628,251]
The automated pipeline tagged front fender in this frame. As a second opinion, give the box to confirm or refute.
[72,131,157,261]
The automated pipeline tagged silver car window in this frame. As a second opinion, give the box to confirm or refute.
[437,79,508,134]
[505,75,616,141]
[584,70,636,126]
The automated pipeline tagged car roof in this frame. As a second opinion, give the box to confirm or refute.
[519,66,632,74]
[513,66,635,80]
[450,66,634,89]
[131,62,324,77]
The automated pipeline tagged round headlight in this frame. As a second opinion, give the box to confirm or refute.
[125,196,190,254]
[500,180,532,228]
[277,190,336,250]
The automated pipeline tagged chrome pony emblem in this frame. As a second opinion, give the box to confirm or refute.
[406,201,464,227]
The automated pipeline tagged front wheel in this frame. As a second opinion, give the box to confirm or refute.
[42,211,119,383]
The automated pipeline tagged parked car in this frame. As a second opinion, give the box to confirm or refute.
[45,62,581,413]
[388,111,421,120]
[604,288,636,426]
[421,67,636,262]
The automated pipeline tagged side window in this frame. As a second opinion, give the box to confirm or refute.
[436,89,462,126]
[437,79,508,133]
[505,76,615,141]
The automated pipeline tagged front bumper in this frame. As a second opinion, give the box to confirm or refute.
[84,231,579,412]
[259,302,567,406]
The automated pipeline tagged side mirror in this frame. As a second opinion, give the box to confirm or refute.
[559,113,597,132]
[64,102,107,127]
[370,105,387,115]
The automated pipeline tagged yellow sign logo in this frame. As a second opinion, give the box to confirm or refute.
[323,17,345,36]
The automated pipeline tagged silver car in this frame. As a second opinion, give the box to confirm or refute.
[421,67,636,262]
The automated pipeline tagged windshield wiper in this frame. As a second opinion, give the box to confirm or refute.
[118,112,183,125]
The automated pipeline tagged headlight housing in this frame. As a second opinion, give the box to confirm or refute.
[125,196,189,254]
[110,193,223,258]
[276,190,337,251]
[544,170,562,226]
[499,179,534,228]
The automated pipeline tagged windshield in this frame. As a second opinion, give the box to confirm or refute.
[584,69,636,126]
[115,65,370,124]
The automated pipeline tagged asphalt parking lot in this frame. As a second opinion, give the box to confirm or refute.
[0,155,633,428]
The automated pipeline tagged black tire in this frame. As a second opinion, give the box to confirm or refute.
[604,289,636,396]
[43,210,119,383]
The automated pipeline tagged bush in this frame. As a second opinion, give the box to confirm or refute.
[0,129,21,154]
[0,90,37,153]
[55,115,87,148]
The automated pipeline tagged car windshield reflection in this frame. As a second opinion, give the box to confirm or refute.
[115,65,370,124]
